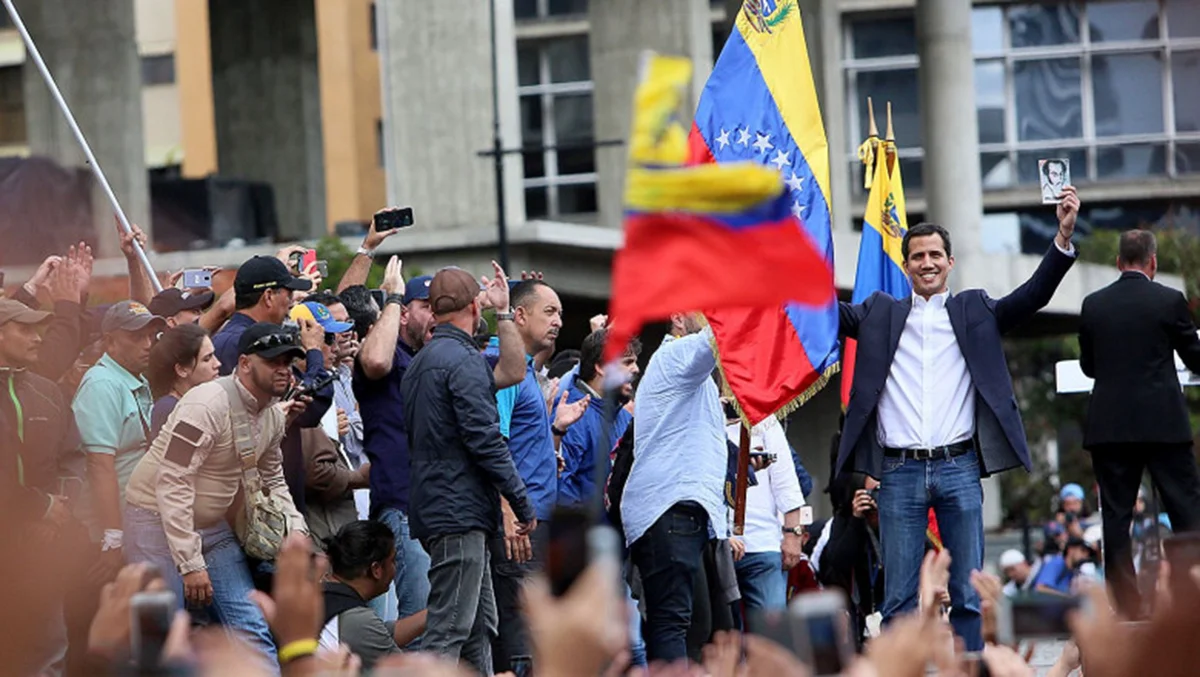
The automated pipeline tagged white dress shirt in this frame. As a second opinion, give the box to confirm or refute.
[725,418,806,554]
[877,290,975,449]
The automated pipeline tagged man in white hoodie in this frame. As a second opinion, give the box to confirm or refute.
[726,417,807,611]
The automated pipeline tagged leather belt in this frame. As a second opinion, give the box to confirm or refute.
[883,441,974,461]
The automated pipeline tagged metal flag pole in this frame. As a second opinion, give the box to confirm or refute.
[2,0,161,292]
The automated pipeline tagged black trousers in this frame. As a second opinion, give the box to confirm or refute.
[1090,443,1200,616]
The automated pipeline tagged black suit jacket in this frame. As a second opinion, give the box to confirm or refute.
[837,245,1077,479]
[1079,271,1200,447]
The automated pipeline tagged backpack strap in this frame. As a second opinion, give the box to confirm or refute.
[217,376,264,496]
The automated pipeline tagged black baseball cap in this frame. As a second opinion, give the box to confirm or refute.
[234,256,313,295]
[237,322,306,360]
[148,288,215,317]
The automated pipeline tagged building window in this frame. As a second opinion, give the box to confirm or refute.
[0,66,24,145]
[370,2,378,51]
[140,54,175,87]
[515,0,588,20]
[517,36,596,218]
[843,0,1200,196]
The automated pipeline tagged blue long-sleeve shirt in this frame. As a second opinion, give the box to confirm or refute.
[621,328,728,547]
[556,383,632,507]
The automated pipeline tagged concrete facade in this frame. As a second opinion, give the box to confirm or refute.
[208,0,326,241]
[376,0,524,232]
[17,0,150,259]
[589,0,712,230]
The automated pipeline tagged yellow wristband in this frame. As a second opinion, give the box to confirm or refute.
[278,638,319,664]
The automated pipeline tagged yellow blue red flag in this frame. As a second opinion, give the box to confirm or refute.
[687,0,837,424]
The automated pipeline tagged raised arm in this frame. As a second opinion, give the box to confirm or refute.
[119,222,156,306]
[357,256,404,380]
[479,261,526,389]
[994,186,1080,334]
[337,211,401,294]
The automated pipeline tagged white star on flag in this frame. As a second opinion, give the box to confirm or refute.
[737,127,752,146]
[791,200,806,219]
[752,132,774,154]
[770,149,791,171]
[715,129,731,150]
[785,172,804,193]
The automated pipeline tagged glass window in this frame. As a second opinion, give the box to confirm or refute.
[514,0,538,19]
[559,183,598,214]
[854,69,921,145]
[1088,0,1159,42]
[849,17,916,59]
[1014,58,1082,141]
[518,46,540,87]
[548,0,588,15]
[1166,0,1200,38]
[1092,53,1163,136]
[1016,148,1086,184]
[898,156,922,194]
[981,153,1014,189]
[1173,51,1200,133]
[555,95,595,175]
[1176,143,1200,174]
[1096,144,1166,179]
[1009,4,1081,48]
[972,7,1005,55]
[523,150,545,179]
[975,61,1006,144]
[525,187,548,219]
[546,37,590,83]
[140,54,175,86]
[521,97,543,146]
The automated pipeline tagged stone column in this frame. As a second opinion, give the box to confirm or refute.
[917,0,983,261]
[208,0,326,240]
[589,0,712,230]
[19,0,149,259]
[376,0,523,233]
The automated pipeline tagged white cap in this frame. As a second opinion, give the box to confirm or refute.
[1084,524,1103,548]
[998,549,1025,569]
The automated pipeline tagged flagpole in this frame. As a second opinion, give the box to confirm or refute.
[733,424,751,535]
[1,0,161,293]
[885,101,897,174]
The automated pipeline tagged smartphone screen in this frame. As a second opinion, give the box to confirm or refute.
[548,505,590,597]
[375,206,415,232]
[746,609,802,655]
[1009,595,1080,640]
[805,610,847,675]
[131,591,175,668]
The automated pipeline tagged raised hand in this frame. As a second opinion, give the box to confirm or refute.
[1056,185,1080,244]
[553,390,591,431]
[521,270,545,281]
[300,260,324,293]
[480,260,510,312]
[366,209,404,250]
[24,255,61,294]
[117,221,148,259]
[590,314,609,333]
[380,255,404,295]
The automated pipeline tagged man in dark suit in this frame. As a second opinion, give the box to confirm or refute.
[836,187,1081,649]
[1079,229,1200,617]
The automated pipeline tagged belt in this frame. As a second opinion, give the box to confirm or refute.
[883,441,974,461]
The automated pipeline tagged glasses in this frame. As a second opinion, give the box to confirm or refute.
[248,333,297,352]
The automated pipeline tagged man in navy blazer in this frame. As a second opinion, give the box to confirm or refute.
[835,187,1081,649]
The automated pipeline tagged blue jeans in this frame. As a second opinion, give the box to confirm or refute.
[377,508,431,622]
[877,452,984,650]
[629,502,710,663]
[626,582,647,667]
[735,551,787,611]
[124,505,278,671]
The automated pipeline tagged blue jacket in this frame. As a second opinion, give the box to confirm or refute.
[556,384,631,507]
[836,245,1075,479]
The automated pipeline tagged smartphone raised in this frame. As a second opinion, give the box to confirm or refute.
[791,590,853,677]
[547,505,621,597]
[182,268,213,289]
[315,260,329,278]
[289,249,317,274]
[131,590,176,669]
[374,206,415,232]
[996,593,1083,644]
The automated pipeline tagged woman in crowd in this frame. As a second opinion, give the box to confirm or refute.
[146,323,221,438]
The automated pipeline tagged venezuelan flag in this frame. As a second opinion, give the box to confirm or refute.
[604,55,834,365]
[687,0,838,425]
[839,135,911,408]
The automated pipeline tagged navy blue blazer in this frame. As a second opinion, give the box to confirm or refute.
[836,245,1076,479]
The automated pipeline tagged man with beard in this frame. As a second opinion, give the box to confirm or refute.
[123,322,309,667]
[355,258,526,631]
[489,279,591,672]
[557,328,640,507]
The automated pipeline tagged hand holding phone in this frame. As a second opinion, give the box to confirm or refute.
[374,206,414,232]
[131,590,176,669]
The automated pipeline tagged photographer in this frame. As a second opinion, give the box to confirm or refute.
[816,472,883,650]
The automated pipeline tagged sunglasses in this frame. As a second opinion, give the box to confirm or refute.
[323,333,336,346]
[248,333,298,352]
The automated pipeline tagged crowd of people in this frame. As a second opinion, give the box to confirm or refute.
[4,185,1200,677]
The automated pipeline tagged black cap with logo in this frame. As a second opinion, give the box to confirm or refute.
[234,256,313,296]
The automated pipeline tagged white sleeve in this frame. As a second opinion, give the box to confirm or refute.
[810,517,834,574]
[763,422,804,514]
